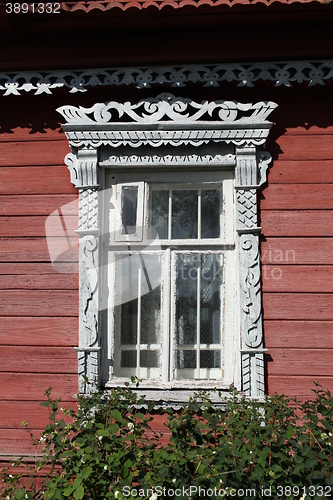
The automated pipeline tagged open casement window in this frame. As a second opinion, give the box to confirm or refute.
[57,93,277,400]
[106,172,236,392]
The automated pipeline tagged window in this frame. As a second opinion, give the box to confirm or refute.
[105,171,236,390]
[57,93,276,397]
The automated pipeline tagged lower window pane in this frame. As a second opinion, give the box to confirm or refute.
[114,253,161,379]
[177,350,196,369]
[200,350,221,369]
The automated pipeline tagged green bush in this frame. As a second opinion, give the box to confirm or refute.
[1,380,333,500]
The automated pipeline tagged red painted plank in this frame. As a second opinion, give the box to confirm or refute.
[262,265,333,293]
[0,401,76,429]
[267,376,333,398]
[267,348,333,377]
[0,373,77,401]
[0,263,76,275]
[0,237,78,263]
[267,160,333,184]
[274,135,333,161]
[0,346,77,374]
[0,167,76,194]
[0,195,78,216]
[264,320,333,349]
[263,293,333,321]
[260,238,333,265]
[0,216,77,237]
[0,429,43,456]
[0,129,64,143]
[0,273,78,290]
[260,184,333,210]
[0,141,70,167]
[0,290,78,317]
[260,210,333,237]
[0,317,78,346]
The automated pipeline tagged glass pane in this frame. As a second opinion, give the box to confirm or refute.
[176,254,198,346]
[122,186,138,235]
[121,351,137,368]
[140,285,161,345]
[177,350,196,369]
[140,350,159,368]
[201,190,220,239]
[115,254,162,375]
[200,254,222,344]
[200,350,221,369]
[172,190,198,239]
[151,190,169,239]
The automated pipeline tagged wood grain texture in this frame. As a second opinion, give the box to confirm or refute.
[0,346,77,374]
[267,376,333,398]
[0,290,78,317]
[260,184,333,210]
[261,211,333,237]
[0,216,77,237]
[0,195,77,216]
[264,320,333,349]
[267,348,333,376]
[0,373,77,401]
[0,167,76,194]
[0,401,76,429]
[0,317,78,346]
[266,160,333,184]
[263,293,333,320]
[260,238,333,265]
[273,134,333,161]
[0,429,44,456]
[262,265,333,293]
[0,237,77,262]
[0,273,78,290]
[0,141,69,167]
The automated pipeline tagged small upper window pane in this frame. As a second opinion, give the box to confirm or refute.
[150,186,221,240]
[121,186,138,235]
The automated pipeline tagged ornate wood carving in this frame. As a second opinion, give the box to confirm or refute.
[59,95,276,397]
[235,145,270,397]
[68,148,100,394]
[1,61,332,96]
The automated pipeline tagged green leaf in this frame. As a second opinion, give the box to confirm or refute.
[73,485,85,499]
[81,466,93,479]
[15,490,28,500]
[286,426,294,440]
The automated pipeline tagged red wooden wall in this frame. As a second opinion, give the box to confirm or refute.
[1,0,333,460]
[261,94,333,398]
[0,87,333,459]
[0,97,78,457]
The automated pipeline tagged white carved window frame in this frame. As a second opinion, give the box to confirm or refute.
[57,93,277,400]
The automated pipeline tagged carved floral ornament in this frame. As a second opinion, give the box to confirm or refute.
[57,94,277,398]
[0,61,332,96]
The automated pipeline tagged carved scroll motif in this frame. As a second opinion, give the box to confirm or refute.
[236,145,267,397]
[239,234,262,349]
[67,147,101,395]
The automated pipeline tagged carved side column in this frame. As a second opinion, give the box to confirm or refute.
[236,146,269,397]
[65,148,100,394]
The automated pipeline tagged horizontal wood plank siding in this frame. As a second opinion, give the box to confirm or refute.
[0,120,79,456]
[0,83,333,457]
[262,115,333,397]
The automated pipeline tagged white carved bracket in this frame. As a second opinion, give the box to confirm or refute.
[58,94,276,396]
